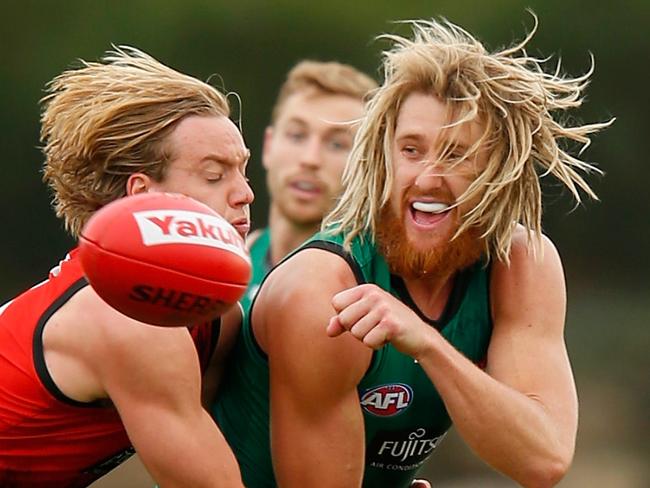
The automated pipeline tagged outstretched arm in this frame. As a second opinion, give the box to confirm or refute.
[328,234,577,487]
[85,293,244,488]
[257,249,373,488]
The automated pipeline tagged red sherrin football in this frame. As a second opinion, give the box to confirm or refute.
[78,192,251,327]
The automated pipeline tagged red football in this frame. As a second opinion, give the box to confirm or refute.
[78,192,251,327]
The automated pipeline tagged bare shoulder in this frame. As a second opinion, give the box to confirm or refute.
[262,247,356,303]
[490,225,566,330]
[254,247,371,382]
[255,247,357,326]
[492,226,563,284]
[60,287,197,382]
[73,286,192,350]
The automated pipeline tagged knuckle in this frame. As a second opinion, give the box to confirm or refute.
[368,289,383,303]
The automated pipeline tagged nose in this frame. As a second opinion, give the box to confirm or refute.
[230,172,254,208]
[414,161,445,191]
[299,136,323,170]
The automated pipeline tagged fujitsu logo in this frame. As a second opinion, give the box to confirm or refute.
[376,428,445,464]
[133,210,248,261]
[367,426,447,471]
[360,383,413,417]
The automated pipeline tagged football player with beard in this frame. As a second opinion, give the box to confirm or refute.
[213,16,611,488]
[238,60,377,311]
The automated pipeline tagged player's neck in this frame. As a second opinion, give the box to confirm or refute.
[268,207,320,266]
[402,271,456,322]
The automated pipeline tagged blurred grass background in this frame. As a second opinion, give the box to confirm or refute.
[2,1,648,486]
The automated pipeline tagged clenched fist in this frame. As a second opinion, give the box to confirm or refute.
[327,284,434,359]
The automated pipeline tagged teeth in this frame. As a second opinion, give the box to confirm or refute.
[412,201,449,213]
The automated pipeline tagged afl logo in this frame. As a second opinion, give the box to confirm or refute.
[360,383,413,417]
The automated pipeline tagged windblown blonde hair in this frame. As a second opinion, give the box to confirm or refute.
[270,60,377,123]
[323,15,613,263]
[41,46,231,237]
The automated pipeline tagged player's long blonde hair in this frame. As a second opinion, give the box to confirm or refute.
[41,46,231,237]
[323,15,613,262]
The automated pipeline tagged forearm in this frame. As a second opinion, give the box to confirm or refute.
[415,332,573,487]
[134,409,243,488]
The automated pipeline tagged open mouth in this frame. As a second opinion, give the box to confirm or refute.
[290,180,322,197]
[409,201,451,226]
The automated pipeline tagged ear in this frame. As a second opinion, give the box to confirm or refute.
[261,126,274,170]
[126,173,154,196]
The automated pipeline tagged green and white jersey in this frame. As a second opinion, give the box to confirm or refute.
[212,229,493,488]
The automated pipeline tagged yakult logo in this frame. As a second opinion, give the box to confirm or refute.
[360,383,413,417]
[133,210,249,262]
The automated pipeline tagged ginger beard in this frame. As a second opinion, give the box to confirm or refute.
[375,200,484,280]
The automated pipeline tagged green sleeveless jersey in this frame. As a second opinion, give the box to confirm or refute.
[240,227,271,312]
[212,230,493,488]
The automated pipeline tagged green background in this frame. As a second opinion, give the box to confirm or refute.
[1,1,648,486]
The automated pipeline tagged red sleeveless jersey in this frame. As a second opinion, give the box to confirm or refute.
[0,249,220,487]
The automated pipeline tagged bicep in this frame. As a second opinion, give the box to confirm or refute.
[270,359,366,488]
[101,328,200,466]
[487,235,577,435]
[260,251,372,487]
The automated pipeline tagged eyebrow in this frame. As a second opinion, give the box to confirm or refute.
[394,132,426,144]
[285,116,355,134]
[395,132,470,151]
[326,126,355,136]
[201,150,251,167]
[441,140,470,153]
[283,117,308,128]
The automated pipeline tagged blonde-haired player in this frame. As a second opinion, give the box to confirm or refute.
[0,46,252,487]
[214,16,612,487]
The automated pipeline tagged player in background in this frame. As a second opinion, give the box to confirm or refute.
[240,60,377,310]
[0,46,252,487]
[213,16,612,487]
